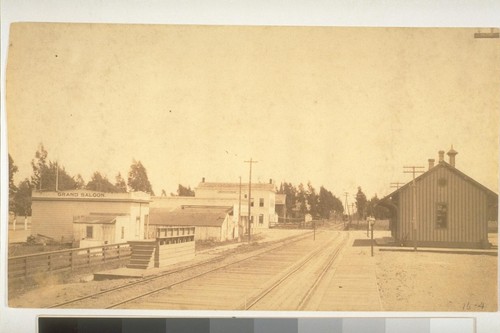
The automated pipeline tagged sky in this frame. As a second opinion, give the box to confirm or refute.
[5,24,499,199]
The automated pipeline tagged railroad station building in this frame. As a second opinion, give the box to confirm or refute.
[379,147,498,249]
[31,190,151,246]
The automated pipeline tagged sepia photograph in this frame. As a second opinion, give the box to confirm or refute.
[5,22,499,313]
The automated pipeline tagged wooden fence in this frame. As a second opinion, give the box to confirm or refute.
[8,243,131,283]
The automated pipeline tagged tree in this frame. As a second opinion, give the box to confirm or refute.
[366,195,390,219]
[29,143,77,191]
[74,174,86,189]
[9,154,18,213]
[86,172,120,192]
[31,143,48,190]
[127,159,154,195]
[48,161,78,191]
[278,182,297,218]
[177,184,195,196]
[13,178,32,216]
[306,182,319,217]
[296,183,308,217]
[115,172,128,192]
[355,186,368,220]
[318,186,334,219]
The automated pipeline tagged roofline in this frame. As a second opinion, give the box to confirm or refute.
[381,161,498,202]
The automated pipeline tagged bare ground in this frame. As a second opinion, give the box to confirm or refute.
[8,228,499,312]
[375,232,498,312]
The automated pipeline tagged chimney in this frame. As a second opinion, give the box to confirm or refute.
[269,178,273,184]
[428,158,435,170]
[202,177,205,183]
[447,145,458,167]
[438,150,445,163]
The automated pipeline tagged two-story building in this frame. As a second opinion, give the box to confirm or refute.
[194,179,278,230]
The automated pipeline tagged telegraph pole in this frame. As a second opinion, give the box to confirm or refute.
[238,176,242,242]
[403,166,425,251]
[344,192,349,228]
[244,158,258,241]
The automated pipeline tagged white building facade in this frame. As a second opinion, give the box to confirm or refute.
[31,190,151,246]
[194,180,278,230]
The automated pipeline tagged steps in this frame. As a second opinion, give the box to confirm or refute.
[126,241,156,269]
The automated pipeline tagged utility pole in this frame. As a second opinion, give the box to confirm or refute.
[403,166,425,251]
[244,158,258,242]
[344,192,349,228]
[238,176,242,242]
[55,160,59,191]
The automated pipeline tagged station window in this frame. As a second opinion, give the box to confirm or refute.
[436,203,447,228]
[251,199,254,207]
[259,214,264,224]
[86,226,93,239]
[259,198,264,207]
[121,226,125,239]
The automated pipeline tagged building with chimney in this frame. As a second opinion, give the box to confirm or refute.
[149,178,278,240]
[379,146,498,249]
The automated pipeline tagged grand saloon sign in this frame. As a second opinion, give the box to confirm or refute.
[57,191,105,198]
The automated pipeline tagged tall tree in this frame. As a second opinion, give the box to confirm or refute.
[47,161,78,191]
[306,182,319,217]
[115,172,128,192]
[296,183,308,217]
[355,186,368,220]
[278,182,297,218]
[29,143,77,191]
[177,184,195,196]
[13,178,32,216]
[318,186,335,219]
[9,154,18,213]
[31,143,48,190]
[366,195,390,219]
[74,174,86,189]
[127,159,154,195]
[86,172,120,192]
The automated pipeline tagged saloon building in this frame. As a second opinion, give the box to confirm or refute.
[379,147,498,249]
[31,190,151,246]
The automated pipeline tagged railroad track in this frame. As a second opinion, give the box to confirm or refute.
[242,231,350,310]
[48,230,318,309]
[111,230,346,310]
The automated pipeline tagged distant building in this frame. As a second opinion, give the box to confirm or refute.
[379,147,498,249]
[31,190,151,245]
[149,206,234,242]
[151,178,278,239]
[194,179,278,230]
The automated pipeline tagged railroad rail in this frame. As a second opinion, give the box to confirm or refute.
[242,231,349,310]
[106,230,347,310]
[48,231,317,309]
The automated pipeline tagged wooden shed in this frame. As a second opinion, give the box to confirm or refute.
[149,206,235,242]
[379,148,498,249]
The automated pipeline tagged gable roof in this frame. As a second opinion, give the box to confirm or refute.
[149,206,232,227]
[381,161,498,202]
